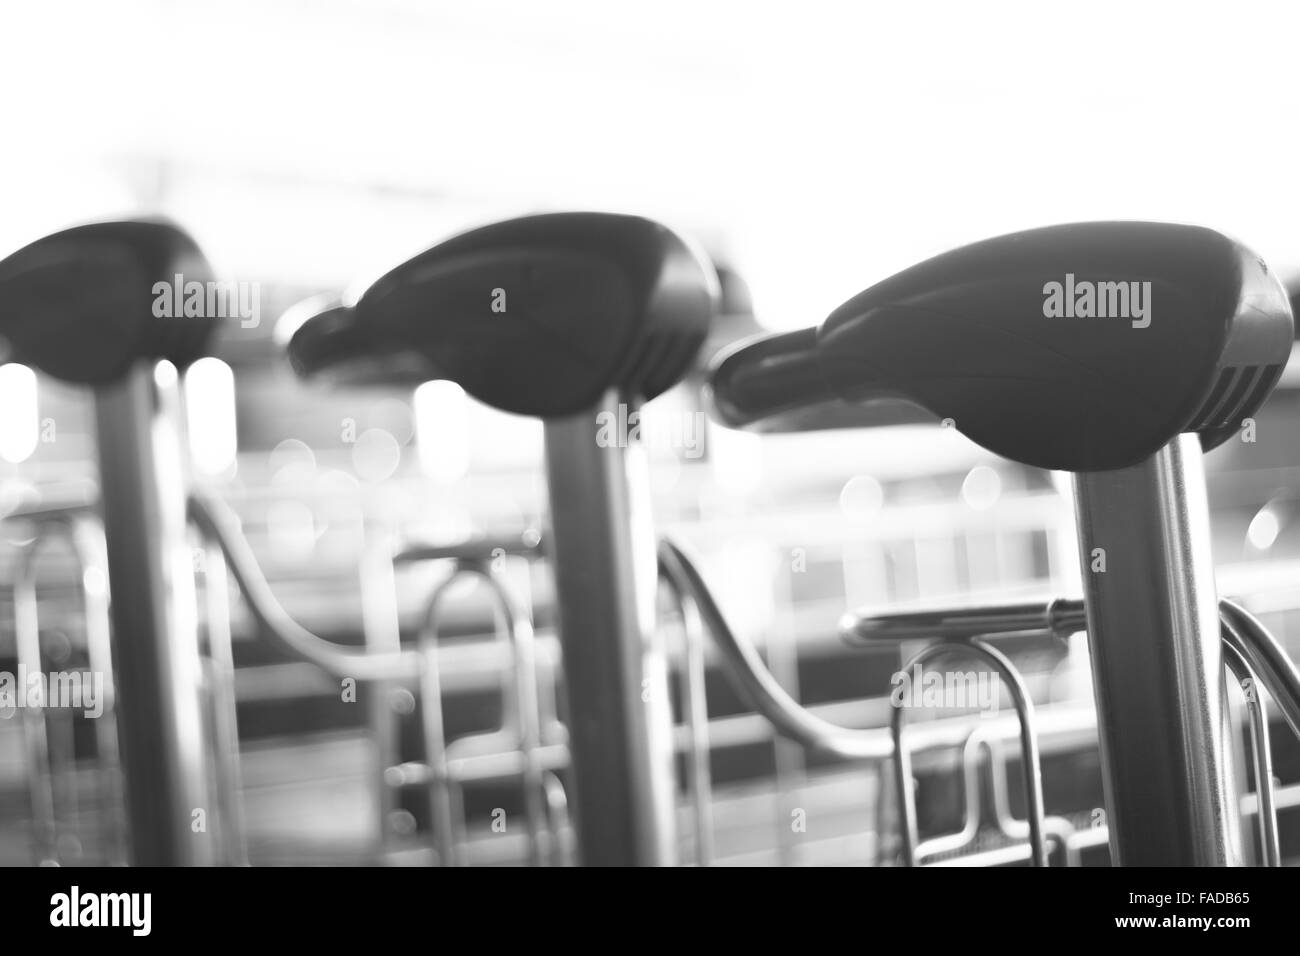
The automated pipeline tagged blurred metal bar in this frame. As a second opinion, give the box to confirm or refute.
[202,541,247,866]
[479,567,549,865]
[413,562,552,866]
[12,540,57,865]
[1071,435,1241,866]
[663,571,715,865]
[93,361,215,866]
[984,738,1084,867]
[70,517,124,865]
[414,636,456,865]
[844,598,1086,644]
[849,594,1300,743]
[389,741,570,784]
[393,532,543,564]
[892,638,1047,867]
[189,493,421,681]
[1222,641,1279,866]
[681,598,715,866]
[9,515,124,865]
[911,731,983,861]
[542,770,572,866]
[1219,599,1300,740]
[659,538,891,761]
[543,392,677,866]
[767,592,806,867]
[359,527,406,859]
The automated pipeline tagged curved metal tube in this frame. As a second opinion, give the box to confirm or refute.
[1219,599,1300,740]
[892,638,1048,867]
[187,491,422,682]
[542,770,571,866]
[657,539,890,761]
[414,563,550,867]
[984,737,1083,867]
[852,597,1300,740]
[910,731,984,861]
[1222,639,1280,866]
[660,571,716,865]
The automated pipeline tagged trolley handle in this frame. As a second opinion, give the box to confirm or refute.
[706,328,934,433]
[845,595,1300,736]
[187,492,423,682]
[658,538,889,761]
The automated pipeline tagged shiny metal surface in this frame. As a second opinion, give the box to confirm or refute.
[189,492,423,681]
[193,488,571,864]
[844,598,1086,644]
[200,541,247,866]
[93,361,216,866]
[15,398,1299,868]
[1072,435,1241,866]
[1222,641,1280,866]
[543,392,678,866]
[412,563,555,867]
[13,537,60,865]
[663,576,715,865]
[846,591,1300,866]
[658,538,890,761]
[1220,599,1300,740]
[890,638,1047,867]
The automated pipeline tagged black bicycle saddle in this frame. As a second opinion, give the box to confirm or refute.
[709,222,1294,471]
[286,212,717,417]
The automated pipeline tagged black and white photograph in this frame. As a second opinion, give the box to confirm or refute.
[0,0,1297,935]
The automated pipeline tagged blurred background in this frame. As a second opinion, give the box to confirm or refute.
[0,0,1298,865]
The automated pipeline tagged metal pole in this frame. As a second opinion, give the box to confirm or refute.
[202,541,248,865]
[93,361,214,866]
[1071,434,1242,866]
[543,390,677,866]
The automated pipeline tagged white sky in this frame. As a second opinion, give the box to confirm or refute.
[4,0,1299,329]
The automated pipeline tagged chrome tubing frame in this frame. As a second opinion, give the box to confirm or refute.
[890,639,1048,867]
[848,594,1300,866]
[7,510,123,866]
[191,491,569,866]
[401,558,561,867]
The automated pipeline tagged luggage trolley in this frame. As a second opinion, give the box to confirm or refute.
[702,221,1299,865]
[285,212,719,866]
[0,221,233,866]
[287,212,1300,866]
[6,214,1297,867]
